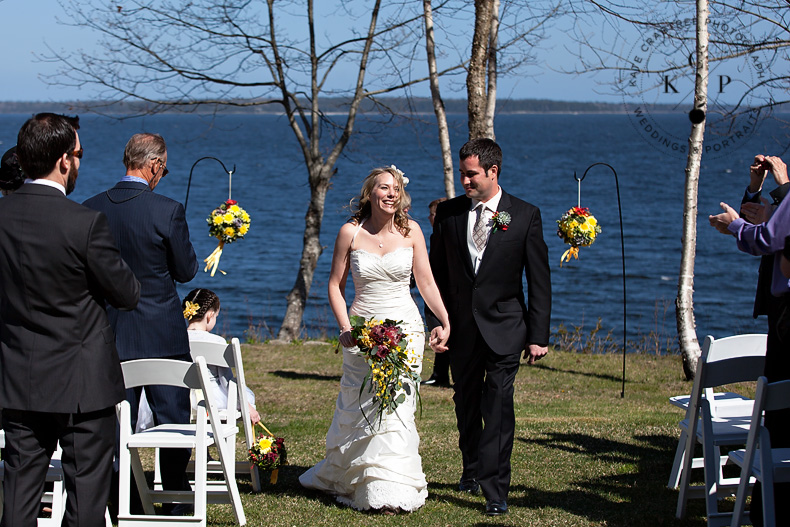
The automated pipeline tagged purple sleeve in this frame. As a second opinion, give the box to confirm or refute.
[728,197,790,256]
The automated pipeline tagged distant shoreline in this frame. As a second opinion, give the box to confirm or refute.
[2,98,785,118]
[0,98,672,116]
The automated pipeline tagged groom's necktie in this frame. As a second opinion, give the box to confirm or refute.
[473,205,489,252]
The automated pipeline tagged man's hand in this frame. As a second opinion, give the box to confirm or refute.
[740,197,772,224]
[524,344,547,365]
[764,155,789,186]
[429,325,449,353]
[709,202,740,234]
[749,155,769,193]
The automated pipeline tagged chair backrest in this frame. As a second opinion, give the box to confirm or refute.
[685,334,766,422]
[189,339,239,420]
[121,358,201,390]
[758,376,790,414]
[120,357,223,430]
[189,340,234,369]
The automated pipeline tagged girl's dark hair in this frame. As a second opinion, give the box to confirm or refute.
[0,146,25,192]
[182,288,220,322]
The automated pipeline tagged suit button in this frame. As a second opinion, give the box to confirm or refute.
[474,308,478,313]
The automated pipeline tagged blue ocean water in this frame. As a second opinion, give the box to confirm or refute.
[1,111,786,351]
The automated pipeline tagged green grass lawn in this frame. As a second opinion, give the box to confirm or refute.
[195,343,752,526]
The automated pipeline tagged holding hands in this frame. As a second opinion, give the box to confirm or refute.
[429,325,450,353]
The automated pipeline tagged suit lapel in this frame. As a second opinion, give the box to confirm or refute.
[452,196,475,278]
[476,191,513,278]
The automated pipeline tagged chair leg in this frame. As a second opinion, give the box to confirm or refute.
[676,425,699,518]
[153,447,163,491]
[704,445,723,520]
[668,430,687,489]
[130,449,155,515]
[249,462,261,493]
[215,434,246,525]
[193,441,208,525]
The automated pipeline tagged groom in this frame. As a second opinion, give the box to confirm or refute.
[428,138,551,516]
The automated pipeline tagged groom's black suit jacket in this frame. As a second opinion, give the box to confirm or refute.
[428,190,551,354]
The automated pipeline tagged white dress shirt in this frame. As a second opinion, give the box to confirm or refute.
[467,187,502,274]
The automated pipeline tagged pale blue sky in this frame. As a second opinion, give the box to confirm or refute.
[0,0,624,103]
[1,0,781,106]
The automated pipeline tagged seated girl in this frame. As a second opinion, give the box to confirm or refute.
[182,288,260,425]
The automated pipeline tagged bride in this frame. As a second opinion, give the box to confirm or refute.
[299,166,451,513]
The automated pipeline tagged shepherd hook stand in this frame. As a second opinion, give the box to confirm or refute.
[575,163,627,398]
[183,156,236,214]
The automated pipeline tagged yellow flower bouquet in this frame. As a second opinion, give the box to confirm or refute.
[556,206,602,266]
[248,422,287,484]
[348,315,420,426]
[204,199,251,276]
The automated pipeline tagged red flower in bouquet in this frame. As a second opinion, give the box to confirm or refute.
[348,315,420,425]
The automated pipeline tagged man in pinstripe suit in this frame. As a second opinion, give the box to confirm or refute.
[84,133,198,512]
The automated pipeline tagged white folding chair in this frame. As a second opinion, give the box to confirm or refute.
[118,357,246,526]
[188,337,262,492]
[729,376,790,527]
[675,334,767,527]
[668,386,755,488]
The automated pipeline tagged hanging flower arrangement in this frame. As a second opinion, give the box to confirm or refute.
[556,206,601,266]
[204,199,251,276]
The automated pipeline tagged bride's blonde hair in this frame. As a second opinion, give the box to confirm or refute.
[350,166,411,237]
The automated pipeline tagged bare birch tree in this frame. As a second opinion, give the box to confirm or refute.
[468,0,495,140]
[465,0,561,140]
[484,0,501,140]
[423,0,455,199]
[677,0,709,379]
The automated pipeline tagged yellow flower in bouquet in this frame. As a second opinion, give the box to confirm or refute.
[204,199,251,276]
[348,315,421,426]
[556,206,602,266]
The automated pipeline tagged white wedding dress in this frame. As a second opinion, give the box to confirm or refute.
[299,239,428,511]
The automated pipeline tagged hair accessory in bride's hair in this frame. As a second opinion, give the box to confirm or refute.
[389,165,408,187]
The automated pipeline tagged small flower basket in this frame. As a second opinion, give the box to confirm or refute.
[556,206,601,266]
[248,422,287,484]
[204,199,251,276]
[348,315,421,426]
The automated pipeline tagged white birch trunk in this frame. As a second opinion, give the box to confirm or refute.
[676,0,708,379]
[484,0,500,140]
[423,0,455,199]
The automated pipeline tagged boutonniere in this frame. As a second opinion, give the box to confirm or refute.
[492,211,511,232]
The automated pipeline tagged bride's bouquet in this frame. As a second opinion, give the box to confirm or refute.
[556,206,602,266]
[248,422,287,484]
[204,199,251,276]
[348,315,421,425]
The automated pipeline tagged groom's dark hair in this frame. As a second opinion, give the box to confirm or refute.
[460,138,502,177]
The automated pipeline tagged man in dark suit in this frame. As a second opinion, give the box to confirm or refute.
[428,138,551,516]
[83,133,198,510]
[0,113,140,526]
